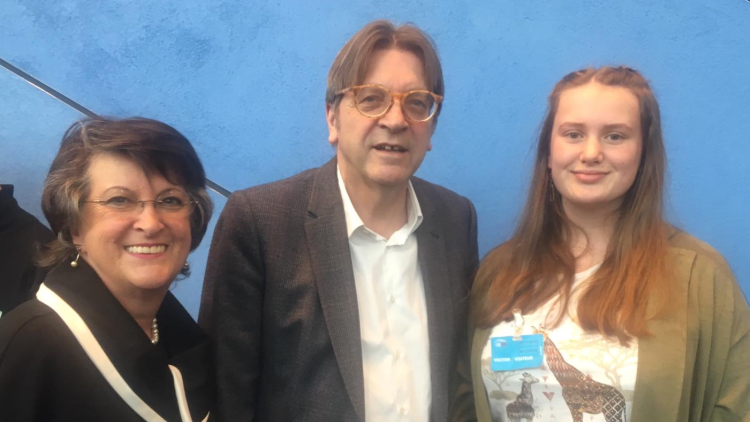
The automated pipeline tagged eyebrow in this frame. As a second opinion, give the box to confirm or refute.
[100,186,135,195]
[557,122,635,132]
[99,186,183,196]
[558,122,585,130]
[363,83,430,92]
[601,123,635,132]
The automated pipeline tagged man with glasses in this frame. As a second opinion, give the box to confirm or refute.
[200,20,478,422]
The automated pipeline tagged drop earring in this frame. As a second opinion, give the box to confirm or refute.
[70,253,80,268]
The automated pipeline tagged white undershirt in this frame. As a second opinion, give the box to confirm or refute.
[337,167,431,422]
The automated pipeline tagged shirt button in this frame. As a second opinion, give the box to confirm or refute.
[399,407,406,415]
[394,351,401,360]
[388,295,395,304]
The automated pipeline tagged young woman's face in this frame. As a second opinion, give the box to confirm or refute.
[549,82,643,213]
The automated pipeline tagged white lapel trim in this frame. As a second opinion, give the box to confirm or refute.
[169,365,210,422]
[37,283,208,422]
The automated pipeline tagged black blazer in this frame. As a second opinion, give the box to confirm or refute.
[199,158,479,422]
[0,185,55,314]
[0,260,212,421]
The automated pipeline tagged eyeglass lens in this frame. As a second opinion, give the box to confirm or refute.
[354,86,436,121]
[96,189,194,215]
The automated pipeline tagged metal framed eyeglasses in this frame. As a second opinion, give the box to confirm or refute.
[336,84,443,122]
[82,188,197,217]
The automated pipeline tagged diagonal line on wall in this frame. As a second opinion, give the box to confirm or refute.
[0,57,98,118]
[0,57,232,198]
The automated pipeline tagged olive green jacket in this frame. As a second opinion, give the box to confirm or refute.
[455,232,750,422]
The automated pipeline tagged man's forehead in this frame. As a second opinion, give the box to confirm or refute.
[356,48,430,87]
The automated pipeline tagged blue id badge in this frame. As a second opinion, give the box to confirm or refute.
[490,334,544,371]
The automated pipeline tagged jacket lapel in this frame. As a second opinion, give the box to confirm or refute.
[40,260,200,421]
[413,183,453,422]
[630,249,693,421]
[304,158,365,422]
[471,326,493,421]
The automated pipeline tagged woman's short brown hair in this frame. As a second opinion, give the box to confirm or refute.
[325,20,445,122]
[39,117,213,273]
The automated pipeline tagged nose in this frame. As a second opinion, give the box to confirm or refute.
[133,201,165,235]
[378,98,409,132]
[580,137,603,163]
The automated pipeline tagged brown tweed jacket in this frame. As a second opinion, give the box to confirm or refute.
[199,158,479,422]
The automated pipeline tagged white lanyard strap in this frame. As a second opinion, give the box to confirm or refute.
[37,284,207,422]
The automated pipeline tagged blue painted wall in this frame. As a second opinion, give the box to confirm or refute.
[2,0,748,318]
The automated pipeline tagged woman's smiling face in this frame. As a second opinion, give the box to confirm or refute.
[72,153,192,297]
[549,81,643,213]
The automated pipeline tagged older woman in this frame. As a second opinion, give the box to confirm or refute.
[0,117,214,421]
[465,67,750,421]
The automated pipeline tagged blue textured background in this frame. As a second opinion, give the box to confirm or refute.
[1,0,748,318]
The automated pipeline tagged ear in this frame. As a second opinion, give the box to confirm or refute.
[70,234,84,256]
[326,103,338,146]
[69,223,86,253]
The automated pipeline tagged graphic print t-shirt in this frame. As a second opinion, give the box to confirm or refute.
[481,265,638,422]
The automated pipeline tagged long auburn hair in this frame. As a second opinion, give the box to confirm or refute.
[471,66,671,345]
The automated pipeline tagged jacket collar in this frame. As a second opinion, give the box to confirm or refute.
[336,165,424,240]
[42,259,211,421]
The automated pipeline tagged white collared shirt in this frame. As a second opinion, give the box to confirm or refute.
[337,167,431,422]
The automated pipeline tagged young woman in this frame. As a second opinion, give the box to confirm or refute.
[467,67,750,421]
